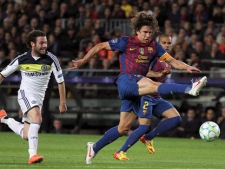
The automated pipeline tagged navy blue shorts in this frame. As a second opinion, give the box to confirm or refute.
[117,74,143,100]
[134,96,174,119]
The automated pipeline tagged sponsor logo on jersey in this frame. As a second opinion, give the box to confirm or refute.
[41,65,48,71]
[24,72,49,76]
[31,100,37,104]
[139,48,144,55]
[148,47,153,53]
[135,55,149,63]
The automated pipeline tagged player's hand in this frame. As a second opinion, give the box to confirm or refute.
[59,103,67,114]
[187,66,201,73]
[161,69,171,76]
[70,59,86,70]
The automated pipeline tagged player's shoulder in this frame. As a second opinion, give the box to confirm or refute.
[46,51,57,59]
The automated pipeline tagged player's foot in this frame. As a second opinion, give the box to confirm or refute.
[140,135,155,154]
[113,151,129,161]
[86,142,96,164]
[0,109,7,123]
[188,76,207,96]
[28,155,44,164]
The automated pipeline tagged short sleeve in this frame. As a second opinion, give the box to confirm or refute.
[108,37,128,52]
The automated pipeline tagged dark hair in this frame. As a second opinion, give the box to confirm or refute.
[130,12,160,36]
[26,30,46,48]
[158,34,171,43]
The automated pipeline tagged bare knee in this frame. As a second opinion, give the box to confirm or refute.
[118,125,131,135]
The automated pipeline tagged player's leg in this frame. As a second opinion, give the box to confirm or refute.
[137,76,207,96]
[141,100,182,153]
[0,110,24,138]
[86,110,136,164]
[114,117,150,160]
[26,106,44,164]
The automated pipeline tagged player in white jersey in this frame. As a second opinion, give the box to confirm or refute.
[0,30,67,164]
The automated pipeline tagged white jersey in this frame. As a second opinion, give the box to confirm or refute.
[1,50,64,101]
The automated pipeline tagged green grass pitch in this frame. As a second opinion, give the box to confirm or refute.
[0,132,224,169]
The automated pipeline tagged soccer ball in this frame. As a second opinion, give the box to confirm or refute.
[199,121,220,142]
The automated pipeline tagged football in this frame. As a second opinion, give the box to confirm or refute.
[199,121,220,142]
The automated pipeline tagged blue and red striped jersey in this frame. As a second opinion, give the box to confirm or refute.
[108,36,167,76]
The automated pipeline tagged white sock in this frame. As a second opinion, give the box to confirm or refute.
[1,116,8,124]
[28,123,40,158]
[7,118,24,138]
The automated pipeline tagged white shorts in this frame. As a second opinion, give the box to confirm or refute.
[18,89,43,123]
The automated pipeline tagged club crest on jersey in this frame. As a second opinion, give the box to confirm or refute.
[148,47,153,53]
[139,48,144,55]
[31,100,37,104]
[41,65,47,71]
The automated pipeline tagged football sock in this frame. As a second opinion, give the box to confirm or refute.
[158,83,191,95]
[1,116,9,124]
[28,123,40,158]
[145,116,182,140]
[93,126,121,153]
[7,118,24,138]
[118,125,149,152]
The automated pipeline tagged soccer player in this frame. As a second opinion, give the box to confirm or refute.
[0,30,67,164]
[70,12,207,164]
[114,34,182,160]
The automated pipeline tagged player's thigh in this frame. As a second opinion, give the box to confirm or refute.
[137,77,161,95]
[138,117,151,126]
[118,111,136,131]
[162,108,180,118]
[26,106,42,123]
[153,99,176,118]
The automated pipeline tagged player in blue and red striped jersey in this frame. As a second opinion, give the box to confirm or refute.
[70,12,207,164]
[114,34,182,160]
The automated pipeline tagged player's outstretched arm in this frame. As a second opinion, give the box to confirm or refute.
[58,82,67,114]
[70,42,111,70]
[166,57,201,73]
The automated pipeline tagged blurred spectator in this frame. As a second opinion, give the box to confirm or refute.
[59,2,70,19]
[217,108,225,139]
[61,26,78,54]
[187,52,207,77]
[191,3,208,23]
[192,21,205,41]
[186,33,198,57]
[67,0,79,17]
[142,2,153,15]
[152,5,166,28]
[51,119,68,134]
[92,0,104,15]
[212,5,224,24]
[77,19,93,39]
[159,0,172,20]
[0,50,6,65]
[45,1,59,26]
[203,0,214,20]
[201,107,217,123]
[218,36,225,54]
[175,108,200,138]
[111,3,126,19]
[168,2,181,24]
[179,6,190,24]
[216,25,225,44]
[121,0,132,18]
[193,41,210,60]
[204,33,215,53]
[17,32,29,54]
[84,3,98,19]
[47,33,61,56]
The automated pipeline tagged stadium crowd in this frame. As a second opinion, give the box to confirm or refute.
[0,0,225,138]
